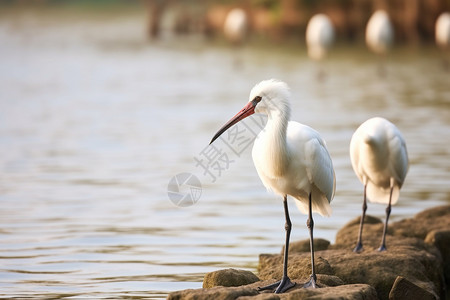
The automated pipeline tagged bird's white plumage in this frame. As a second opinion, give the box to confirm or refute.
[250,79,335,217]
[224,8,248,44]
[436,12,450,50]
[209,79,334,291]
[306,14,335,61]
[366,10,394,55]
[350,117,408,205]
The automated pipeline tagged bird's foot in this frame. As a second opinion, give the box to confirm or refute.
[257,280,280,292]
[257,276,295,294]
[275,276,296,294]
[377,244,387,252]
[353,243,363,253]
[303,274,317,289]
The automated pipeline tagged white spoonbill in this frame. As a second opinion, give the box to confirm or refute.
[306,14,335,61]
[436,12,450,50]
[210,79,335,293]
[350,117,409,252]
[224,8,248,45]
[366,10,394,55]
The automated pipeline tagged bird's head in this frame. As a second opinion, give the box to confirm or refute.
[250,79,291,117]
[210,79,291,145]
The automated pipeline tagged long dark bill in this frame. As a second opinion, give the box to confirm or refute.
[209,101,256,145]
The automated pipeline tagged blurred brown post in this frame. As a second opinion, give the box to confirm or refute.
[403,0,419,44]
[279,0,303,37]
[145,0,167,39]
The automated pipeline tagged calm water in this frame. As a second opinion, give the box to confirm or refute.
[0,8,449,299]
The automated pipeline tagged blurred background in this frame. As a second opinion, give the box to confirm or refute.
[0,0,449,299]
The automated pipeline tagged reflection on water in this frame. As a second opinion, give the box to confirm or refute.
[0,8,449,299]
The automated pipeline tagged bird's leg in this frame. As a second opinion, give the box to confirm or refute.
[353,184,368,253]
[258,195,295,293]
[275,196,296,293]
[378,182,394,252]
[303,193,317,289]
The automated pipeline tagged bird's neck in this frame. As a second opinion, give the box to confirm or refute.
[264,111,289,176]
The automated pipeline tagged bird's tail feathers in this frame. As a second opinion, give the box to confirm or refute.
[366,182,400,205]
[294,187,332,217]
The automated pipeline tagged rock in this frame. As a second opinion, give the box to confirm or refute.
[334,215,385,250]
[392,205,450,240]
[169,280,376,300]
[167,283,260,300]
[322,247,442,299]
[258,274,345,289]
[283,284,378,300]
[203,268,260,288]
[389,276,437,300]
[168,205,450,300]
[414,205,450,220]
[258,254,333,281]
[281,238,330,254]
[334,207,450,254]
[237,294,281,300]
[424,230,450,287]
[315,274,345,287]
[259,239,444,299]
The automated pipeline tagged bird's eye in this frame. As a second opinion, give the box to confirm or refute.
[253,96,262,104]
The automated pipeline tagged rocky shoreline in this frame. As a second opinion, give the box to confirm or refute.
[168,205,450,299]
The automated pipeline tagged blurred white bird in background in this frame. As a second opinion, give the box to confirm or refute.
[224,8,248,45]
[366,10,394,75]
[350,117,409,252]
[436,12,450,49]
[306,14,335,61]
[306,14,335,80]
[435,12,450,70]
[210,79,335,293]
